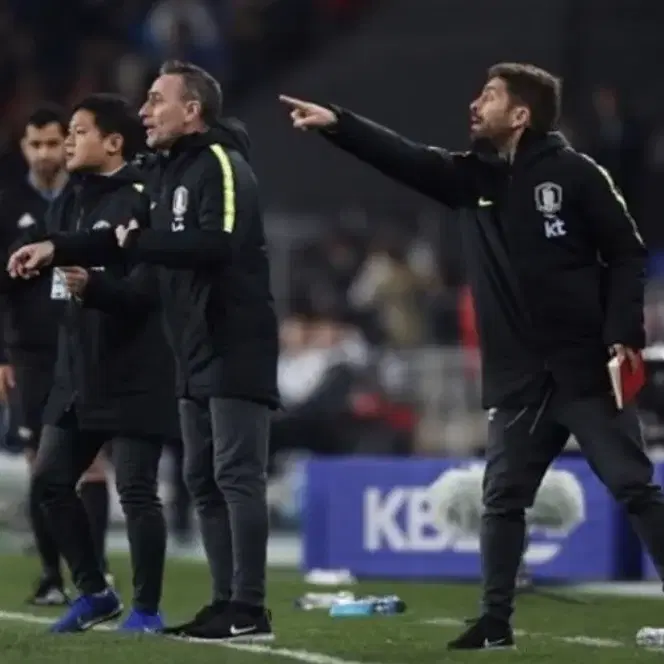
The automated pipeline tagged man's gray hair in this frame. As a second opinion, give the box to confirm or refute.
[159,60,222,126]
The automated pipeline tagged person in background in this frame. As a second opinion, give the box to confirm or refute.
[272,310,368,462]
[0,105,110,606]
[586,85,648,213]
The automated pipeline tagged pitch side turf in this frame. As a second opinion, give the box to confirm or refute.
[0,553,663,663]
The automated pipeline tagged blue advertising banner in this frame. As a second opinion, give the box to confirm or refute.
[304,457,634,581]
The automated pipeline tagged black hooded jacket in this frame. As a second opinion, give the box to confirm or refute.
[50,121,279,407]
[0,178,64,364]
[319,109,646,408]
[44,166,178,438]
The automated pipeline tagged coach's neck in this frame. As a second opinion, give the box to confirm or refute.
[498,127,527,163]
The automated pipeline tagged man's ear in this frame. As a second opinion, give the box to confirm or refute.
[512,106,530,129]
[184,99,202,123]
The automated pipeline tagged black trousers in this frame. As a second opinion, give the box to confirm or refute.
[481,389,664,623]
[31,411,166,612]
[179,397,270,606]
[166,438,191,539]
[11,352,53,449]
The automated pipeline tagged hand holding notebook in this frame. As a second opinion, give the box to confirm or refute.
[608,345,645,410]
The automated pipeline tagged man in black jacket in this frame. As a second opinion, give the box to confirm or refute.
[278,63,664,649]
[28,94,177,633]
[10,61,279,642]
[0,105,111,606]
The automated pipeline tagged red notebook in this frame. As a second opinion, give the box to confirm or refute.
[608,353,646,410]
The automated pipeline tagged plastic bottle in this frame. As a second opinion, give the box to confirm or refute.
[295,591,356,611]
[329,595,406,618]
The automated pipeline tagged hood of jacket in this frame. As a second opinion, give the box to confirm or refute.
[167,118,251,160]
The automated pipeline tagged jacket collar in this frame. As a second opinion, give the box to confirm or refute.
[471,129,569,171]
[512,129,569,169]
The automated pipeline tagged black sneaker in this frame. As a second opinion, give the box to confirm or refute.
[181,603,274,643]
[161,601,227,635]
[27,576,70,607]
[447,616,515,650]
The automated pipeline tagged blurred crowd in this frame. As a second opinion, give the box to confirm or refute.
[0,0,362,177]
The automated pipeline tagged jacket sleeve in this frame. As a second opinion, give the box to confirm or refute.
[49,189,150,267]
[124,152,232,269]
[578,154,647,349]
[81,264,159,317]
[50,228,126,267]
[321,107,478,208]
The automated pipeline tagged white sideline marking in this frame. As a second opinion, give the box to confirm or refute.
[424,617,625,648]
[0,611,371,664]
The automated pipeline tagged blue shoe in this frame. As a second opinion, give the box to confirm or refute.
[119,609,164,633]
[50,589,123,633]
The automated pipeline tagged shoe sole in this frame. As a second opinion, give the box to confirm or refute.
[169,633,276,644]
[78,605,125,631]
[448,645,517,652]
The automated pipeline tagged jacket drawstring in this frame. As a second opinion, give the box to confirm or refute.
[529,384,554,435]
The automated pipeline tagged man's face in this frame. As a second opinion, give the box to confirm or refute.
[65,109,113,172]
[140,74,193,149]
[469,77,528,142]
[21,122,66,179]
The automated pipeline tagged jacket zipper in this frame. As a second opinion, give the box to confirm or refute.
[507,172,550,375]
[161,160,190,394]
[64,200,86,411]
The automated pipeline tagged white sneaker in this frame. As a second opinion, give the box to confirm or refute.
[636,627,664,649]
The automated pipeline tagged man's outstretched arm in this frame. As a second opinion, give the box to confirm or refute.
[280,95,479,208]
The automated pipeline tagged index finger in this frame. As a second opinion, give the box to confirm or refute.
[279,95,307,108]
[7,247,27,264]
[7,250,27,274]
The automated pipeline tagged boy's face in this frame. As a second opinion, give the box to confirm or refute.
[65,109,117,172]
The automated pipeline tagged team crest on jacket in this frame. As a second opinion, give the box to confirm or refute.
[534,182,563,218]
[172,186,189,219]
[17,213,36,228]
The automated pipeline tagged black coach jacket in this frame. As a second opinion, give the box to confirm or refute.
[44,166,178,438]
[49,121,280,408]
[321,108,646,408]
